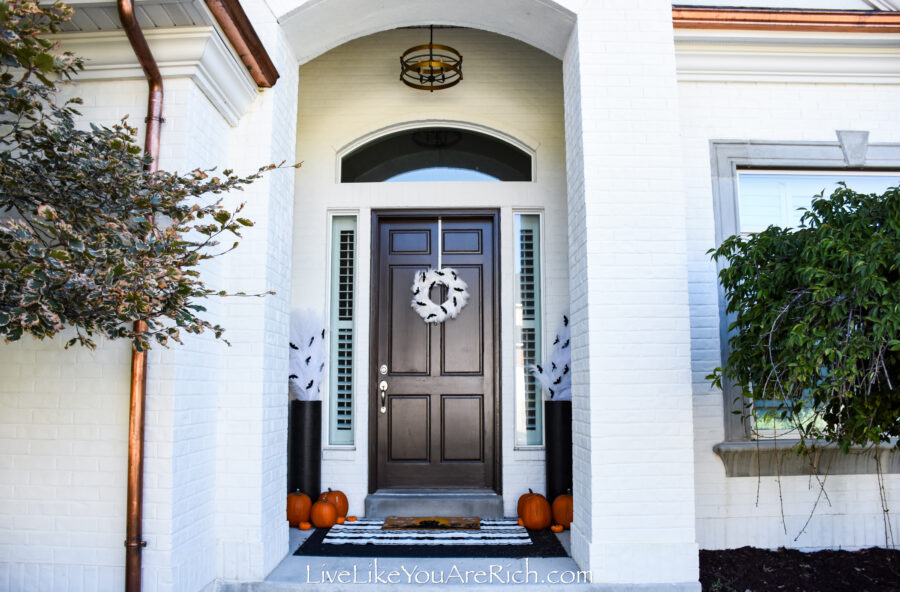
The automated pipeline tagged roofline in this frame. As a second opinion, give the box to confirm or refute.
[200,2,900,82]
[672,7,900,32]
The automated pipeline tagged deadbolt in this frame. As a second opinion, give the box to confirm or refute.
[380,364,388,375]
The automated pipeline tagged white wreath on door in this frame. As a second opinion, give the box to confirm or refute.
[410,268,469,324]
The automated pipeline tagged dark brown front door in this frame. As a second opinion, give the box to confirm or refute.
[370,211,499,491]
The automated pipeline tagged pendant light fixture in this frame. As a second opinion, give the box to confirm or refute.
[400,25,463,91]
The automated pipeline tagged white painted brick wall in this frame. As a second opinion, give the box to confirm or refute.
[680,80,900,550]
[139,78,231,592]
[0,77,149,591]
[293,27,570,518]
[0,38,284,592]
[0,333,132,591]
[565,1,699,584]
[563,21,591,574]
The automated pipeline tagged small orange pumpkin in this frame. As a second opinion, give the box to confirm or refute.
[318,488,349,518]
[517,489,538,517]
[299,521,312,531]
[517,518,524,527]
[346,516,358,522]
[550,524,564,533]
[552,492,574,530]
[310,500,338,528]
[519,492,552,530]
[336,516,345,525]
[286,491,312,526]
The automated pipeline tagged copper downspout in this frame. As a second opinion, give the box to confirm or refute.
[117,1,163,590]
[111,1,277,588]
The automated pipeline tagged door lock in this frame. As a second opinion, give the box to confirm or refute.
[379,380,388,414]
[380,364,388,375]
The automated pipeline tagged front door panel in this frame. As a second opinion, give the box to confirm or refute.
[372,213,498,490]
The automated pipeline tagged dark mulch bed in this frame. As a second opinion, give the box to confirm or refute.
[701,547,900,592]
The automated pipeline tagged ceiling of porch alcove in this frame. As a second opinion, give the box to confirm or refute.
[275,0,577,64]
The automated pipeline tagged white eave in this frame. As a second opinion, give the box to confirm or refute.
[58,0,214,31]
[50,0,258,126]
[675,28,900,83]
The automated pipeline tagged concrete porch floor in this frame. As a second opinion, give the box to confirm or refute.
[218,527,700,591]
[220,526,620,592]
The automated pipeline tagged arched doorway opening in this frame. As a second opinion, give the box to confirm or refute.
[290,25,570,521]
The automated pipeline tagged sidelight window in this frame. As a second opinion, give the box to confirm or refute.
[328,215,357,446]
[514,213,543,447]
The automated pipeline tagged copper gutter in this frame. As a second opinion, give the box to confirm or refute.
[672,7,900,33]
[204,0,280,87]
[117,0,162,590]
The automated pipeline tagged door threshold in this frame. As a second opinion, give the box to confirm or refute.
[373,488,499,495]
[365,490,504,518]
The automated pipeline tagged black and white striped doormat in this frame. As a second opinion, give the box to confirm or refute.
[331,519,527,545]
[294,519,568,558]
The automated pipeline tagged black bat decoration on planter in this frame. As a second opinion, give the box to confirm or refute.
[527,314,572,401]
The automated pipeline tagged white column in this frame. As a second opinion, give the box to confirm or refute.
[563,2,699,586]
[141,75,237,592]
[213,16,300,582]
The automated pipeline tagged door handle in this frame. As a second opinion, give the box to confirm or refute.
[379,380,388,414]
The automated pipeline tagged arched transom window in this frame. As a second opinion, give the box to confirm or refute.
[340,127,533,182]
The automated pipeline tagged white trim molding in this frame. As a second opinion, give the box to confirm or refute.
[675,29,900,83]
[52,26,258,126]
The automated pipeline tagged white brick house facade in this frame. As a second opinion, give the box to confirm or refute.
[1,0,898,590]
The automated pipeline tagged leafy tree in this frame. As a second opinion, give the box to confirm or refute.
[710,183,900,453]
[0,0,284,351]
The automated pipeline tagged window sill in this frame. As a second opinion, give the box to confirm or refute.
[713,440,899,477]
[513,447,545,457]
[322,448,357,460]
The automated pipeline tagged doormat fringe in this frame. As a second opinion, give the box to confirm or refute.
[381,516,480,530]
[294,519,568,558]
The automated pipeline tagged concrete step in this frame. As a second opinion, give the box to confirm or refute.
[364,489,504,518]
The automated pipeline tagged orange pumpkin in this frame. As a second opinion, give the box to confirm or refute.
[517,489,538,517]
[519,492,552,530]
[552,493,574,530]
[336,516,345,525]
[299,521,312,531]
[346,516,358,522]
[286,491,312,526]
[310,500,338,528]
[318,488,349,518]
[517,518,524,527]
[550,524,564,533]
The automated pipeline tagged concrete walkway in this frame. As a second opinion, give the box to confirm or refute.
[219,528,697,591]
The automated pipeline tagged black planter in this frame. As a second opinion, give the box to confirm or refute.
[544,400,572,502]
[288,399,321,499]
